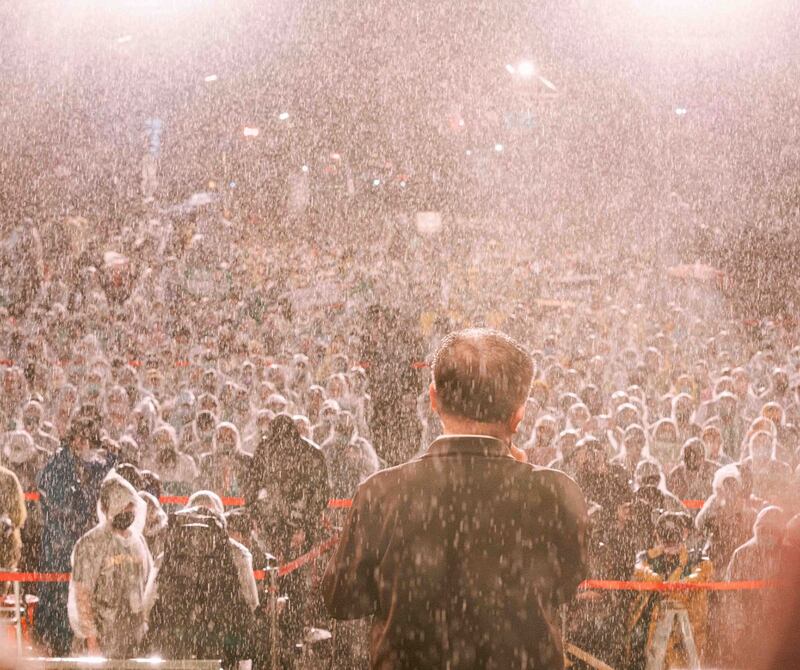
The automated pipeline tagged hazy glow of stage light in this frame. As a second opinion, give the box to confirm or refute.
[330,153,341,161]
[116,35,133,44]
[243,127,259,137]
[465,149,473,156]
[372,178,381,186]
[278,112,290,121]
[505,63,516,74]
[301,165,309,172]
[494,143,504,152]
[517,60,536,79]
[204,74,218,82]
[675,107,688,115]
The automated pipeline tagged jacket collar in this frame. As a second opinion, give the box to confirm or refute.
[424,434,514,459]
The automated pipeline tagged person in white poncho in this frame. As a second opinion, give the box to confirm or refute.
[68,472,153,657]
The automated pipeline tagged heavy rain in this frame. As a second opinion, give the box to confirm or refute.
[0,0,799,668]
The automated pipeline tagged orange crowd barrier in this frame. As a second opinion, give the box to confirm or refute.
[24,492,703,510]
[579,579,777,592]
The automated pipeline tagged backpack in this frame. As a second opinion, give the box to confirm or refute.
[145,507,254,664]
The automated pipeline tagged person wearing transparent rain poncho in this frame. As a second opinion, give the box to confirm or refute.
[68,472,153,657]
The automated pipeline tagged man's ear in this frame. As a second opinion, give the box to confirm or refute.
[429,383,438,413]
[509,403,526,434]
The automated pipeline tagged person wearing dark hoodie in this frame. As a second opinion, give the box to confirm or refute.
[68,473,152,657]
[246,414,330,653]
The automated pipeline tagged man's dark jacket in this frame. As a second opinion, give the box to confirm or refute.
[322,435,589,669]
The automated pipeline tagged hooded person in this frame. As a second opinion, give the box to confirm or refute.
[68,473,152,657]
[103,385,131,442]
[321,410,379,498]
[0,461,26,578]
[197,422,252,498]
[649,418,682,470]
[35,409,117,655]
[138,491,168,566]
[21,399,59,454]
[695,464,758,579]
[312,399,340,445]
[2,430,46,572]
[3,429,49,491]
[290,354,313,396]
[146,424,197,497]
[184,490,259,613]
[724,506,788,666]
[242,409,274,454]
[666,437,719,502]
[126,399,157,459]
[633,459,686,513]
[737,430,792,506]
[246,414,330,649]
[610,423,649,475]
[522,414,558,466]
[184,409,216,458]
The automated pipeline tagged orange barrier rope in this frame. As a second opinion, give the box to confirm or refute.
[25,492,704,511]
[26,491,354,509]
[0,567,778,593]
[0,572,70,583]
[252,536,341,580]
[578,579,777,592]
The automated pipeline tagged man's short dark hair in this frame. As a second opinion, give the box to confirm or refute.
[433,328,533,424]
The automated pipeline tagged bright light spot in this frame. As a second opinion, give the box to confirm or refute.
[400,181,406,187]
[229,181,237,188]
[243,127,259,137]
[494,143,504,152]
[278,112,290,121]
[465,150,472,156]
[505,64,515,74]
[204,74,218,82]
[675,107,688,116]
[458,119,465,127]
[301,165,309,172]
[372,178,381,186]
[116,35,133,44]
[330,153,341,161]
[538,76,558,92]
[517,60,536,78]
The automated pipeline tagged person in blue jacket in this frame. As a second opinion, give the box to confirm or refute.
[35,406,116,656]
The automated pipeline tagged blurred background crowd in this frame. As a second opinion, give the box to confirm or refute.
[2,0,800,668]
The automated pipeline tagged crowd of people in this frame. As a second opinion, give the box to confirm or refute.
[0,198,799,669]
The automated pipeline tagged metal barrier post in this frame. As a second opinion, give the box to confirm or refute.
[13,577,22,654]
[267,557,280,670]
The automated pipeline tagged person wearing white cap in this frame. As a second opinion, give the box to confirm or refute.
[68,473,152,657]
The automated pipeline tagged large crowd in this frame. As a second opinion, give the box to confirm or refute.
[0,198,799,670]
